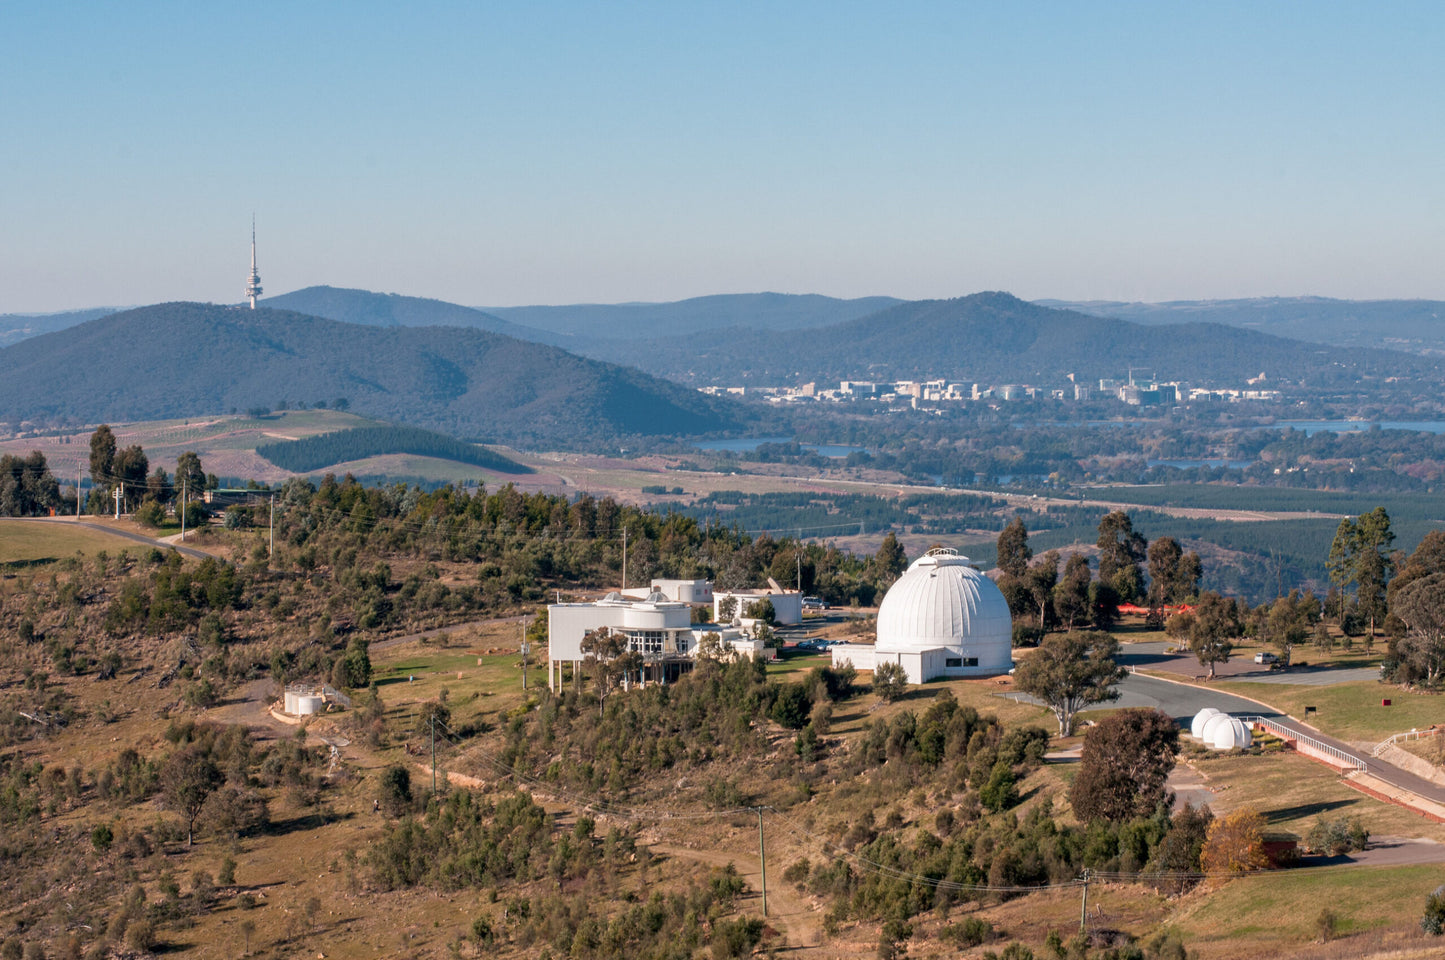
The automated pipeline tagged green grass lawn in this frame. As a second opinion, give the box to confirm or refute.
[1174,863,1441,950]
[1211,678,1441,743]
[0,518,148,564]
[1187,748,1445,841]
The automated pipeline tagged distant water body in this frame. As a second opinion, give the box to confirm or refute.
[1266,420,1445,435]
[694,436,869,457]
[1148,459,1254,470]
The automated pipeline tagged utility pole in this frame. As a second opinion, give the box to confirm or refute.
[521,618,529,691]
[269,495,275,563]
[622,527,628,591]
[113,485,121,520]
[180,477,187,542]
[757,807,768,918]
[76,469,81,517]
[1079,868,1090,934]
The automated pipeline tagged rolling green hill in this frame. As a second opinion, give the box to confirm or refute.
[0,303,740,448]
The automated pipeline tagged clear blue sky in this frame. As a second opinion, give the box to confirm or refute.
[3,2,1442,312]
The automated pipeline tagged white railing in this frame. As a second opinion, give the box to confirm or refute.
[1373,727,1440,757]
[1243,715,1367,772]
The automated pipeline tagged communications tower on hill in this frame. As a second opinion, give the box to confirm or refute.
[245,216,262,309]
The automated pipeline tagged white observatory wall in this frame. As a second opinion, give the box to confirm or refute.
[548,604,622,661]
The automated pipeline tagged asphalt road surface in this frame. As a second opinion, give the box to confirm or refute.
[1005,668,1445,807]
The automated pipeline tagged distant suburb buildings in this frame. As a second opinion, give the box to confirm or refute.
[699,374,1282,406]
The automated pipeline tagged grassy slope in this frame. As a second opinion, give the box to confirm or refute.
[5,519,1445,959]
[0,519,155,564]
[1213,679,1442,743]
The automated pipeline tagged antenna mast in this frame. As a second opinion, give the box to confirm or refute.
[246,216,263,309]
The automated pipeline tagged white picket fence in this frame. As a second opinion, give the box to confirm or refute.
[1243,715,1367,772]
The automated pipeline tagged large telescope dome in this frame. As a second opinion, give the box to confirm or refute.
[874,548,1013,676]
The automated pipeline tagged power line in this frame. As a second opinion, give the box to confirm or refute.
[427,719,1085,896]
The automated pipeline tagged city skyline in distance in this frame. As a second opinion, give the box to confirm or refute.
[2,3,1442,313]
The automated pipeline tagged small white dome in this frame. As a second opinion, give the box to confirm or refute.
[1201,714,1252,750]
[1190,708,1223,739]
[875,548,1012,676]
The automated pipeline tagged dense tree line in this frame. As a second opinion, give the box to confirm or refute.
[84,425,212,516]
[264,474,908,610]
[996,514,1203,641]
[0,451,61,516]
[256,425,531,474]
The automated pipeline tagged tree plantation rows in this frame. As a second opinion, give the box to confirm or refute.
[255,425,530,475]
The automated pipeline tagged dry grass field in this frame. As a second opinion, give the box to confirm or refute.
[3,512,1445,959]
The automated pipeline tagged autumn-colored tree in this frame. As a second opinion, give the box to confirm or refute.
[1200,808,1270,875]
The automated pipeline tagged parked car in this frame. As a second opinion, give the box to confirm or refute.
[1254,651,1278,665]
[802,596,829,610]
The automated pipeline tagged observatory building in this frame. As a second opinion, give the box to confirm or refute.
[546,589,765,692]
[831,548,1013,683]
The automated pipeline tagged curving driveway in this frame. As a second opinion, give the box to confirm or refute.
[1003,643,1445,810]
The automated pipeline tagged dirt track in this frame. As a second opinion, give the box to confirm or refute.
[649,838,824,952]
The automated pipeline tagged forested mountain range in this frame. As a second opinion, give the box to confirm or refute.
[263,286,566,345]
[10,290,1445,372]
[1040,297,1445,356]
[0,307,121,347]
[481,292,903,340]
[606,292,1441,386]
[0,303,740,447]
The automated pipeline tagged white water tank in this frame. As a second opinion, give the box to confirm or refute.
[1190,708,1223,739]
[1201,714,1252,750]
[295,694,325,715]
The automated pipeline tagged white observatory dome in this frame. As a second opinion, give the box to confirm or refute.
[874,548,1013,677]
[1201,714,1252,750]
[1190,708,1223,739]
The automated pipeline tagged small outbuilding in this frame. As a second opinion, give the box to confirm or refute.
[1190,708,1224,739]
[1200,713,1253,750]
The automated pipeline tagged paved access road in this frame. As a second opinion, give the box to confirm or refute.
[1115,640,1382,686]
[1004,661,1445,809]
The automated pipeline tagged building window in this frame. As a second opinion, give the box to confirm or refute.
[627,631,664,654]
[945,657,962,668]
[963,657,978,667]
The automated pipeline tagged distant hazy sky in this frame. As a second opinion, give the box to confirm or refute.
[3,3,1442,312]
